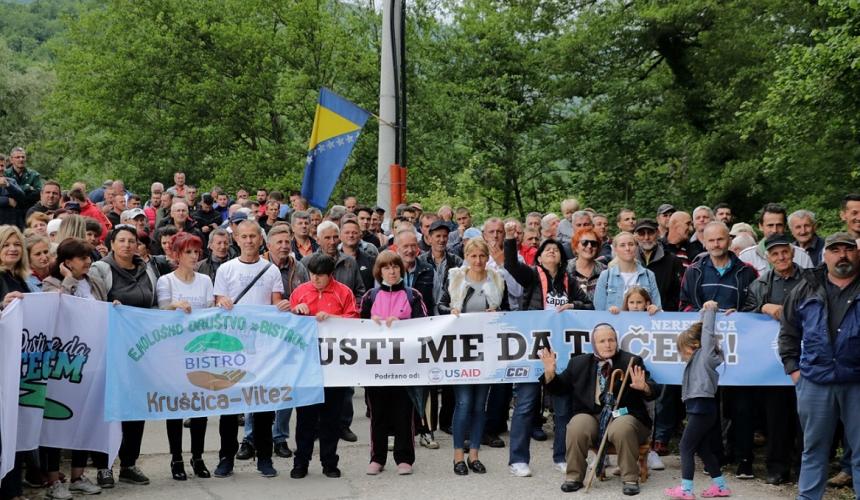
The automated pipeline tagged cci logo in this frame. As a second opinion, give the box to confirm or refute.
[505,366,530,378]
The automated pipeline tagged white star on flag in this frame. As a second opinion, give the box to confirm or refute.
[337,137,345,146]
[346,134,354,143]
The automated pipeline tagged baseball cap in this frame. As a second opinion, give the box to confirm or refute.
[824,232,858,250]
[463,227,481,240]
[763,234,792,251]
[429,220,451,234]
[121,208,146,221]
[47,218,62,236]
[229,212,249,223]
[657,203,675,215]
[634,219,659,233]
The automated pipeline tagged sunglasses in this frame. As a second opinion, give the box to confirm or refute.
[580,239,599,248]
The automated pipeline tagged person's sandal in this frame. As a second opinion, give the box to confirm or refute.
[171,460,187,481]
[453,460,468,475]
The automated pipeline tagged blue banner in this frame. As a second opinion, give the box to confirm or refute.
[105,305,324,421]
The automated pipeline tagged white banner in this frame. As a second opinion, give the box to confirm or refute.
[16,294,120,463]
[0,300,22,480]
[318,310,788,387]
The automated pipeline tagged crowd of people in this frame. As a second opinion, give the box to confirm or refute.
[0,146,858,500]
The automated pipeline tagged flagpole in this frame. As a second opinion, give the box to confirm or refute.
[377,0,403,223]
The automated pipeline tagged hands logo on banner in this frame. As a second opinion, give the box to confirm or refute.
[184,332,248,390]
[20,328,92,420]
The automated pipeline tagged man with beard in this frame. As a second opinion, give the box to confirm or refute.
[780,233,860,500]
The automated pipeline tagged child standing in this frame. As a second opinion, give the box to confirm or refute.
[665,301,731,499]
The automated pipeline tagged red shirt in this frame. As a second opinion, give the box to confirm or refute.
[520,244,537,266]
[290,279,359,318]
[79,201,112,242]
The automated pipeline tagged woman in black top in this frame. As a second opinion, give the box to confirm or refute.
[89,225,159,488]
[0,226,33,500]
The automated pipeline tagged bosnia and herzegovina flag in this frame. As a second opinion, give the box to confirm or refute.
[300,88,370,209]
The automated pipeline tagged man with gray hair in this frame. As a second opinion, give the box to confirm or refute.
[689,205,714,258]
[789,209,824,266]
[541,213,560,241]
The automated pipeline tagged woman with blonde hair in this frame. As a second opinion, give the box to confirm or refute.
[439,237,509,476]
[56,213,88,242]
[25,233,52,291]
[0,225,33,500]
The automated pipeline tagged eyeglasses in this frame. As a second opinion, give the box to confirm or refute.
[580,239,599,248]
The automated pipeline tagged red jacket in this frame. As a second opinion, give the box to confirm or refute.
[290,279,359,318]
[79,200,112,242]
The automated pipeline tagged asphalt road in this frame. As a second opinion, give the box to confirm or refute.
[27,389,800,499]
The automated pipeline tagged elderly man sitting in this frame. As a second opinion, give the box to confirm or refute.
[539,323,657,496]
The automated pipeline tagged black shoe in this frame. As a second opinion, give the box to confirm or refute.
[191,458,210,478]
[736,459,754,479]
[274,442,293,458]
[236,440,255,460]
[561,481,583,493]
[441,425,453,435]
[238,414,245,426]
[213,458,234,478]
[622,481,640,496]
[183,418,191,429]
[119,465,150,485]
[96,469,115,489]
[453,461,468,476]
[482,433,506,448]
[257,458,278,478]
[322,466,341,478]
[467,458,486,474]
[766,472,790,485]
[171,460,187,481]
[340,428,358,442]
[531,428,548,441]
[290,466,308,479]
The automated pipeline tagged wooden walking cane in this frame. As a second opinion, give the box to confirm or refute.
[584,357,636,493]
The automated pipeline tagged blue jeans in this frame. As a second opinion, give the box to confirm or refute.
[453,384,490,450]
[841,437,853,475]
[244,409,292,443]
[509,383,572,464]
[796,377,860,500]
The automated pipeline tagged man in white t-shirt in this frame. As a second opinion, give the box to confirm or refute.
[212,220,288,479]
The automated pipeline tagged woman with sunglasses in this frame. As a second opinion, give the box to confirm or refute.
[567,228,607,301]
[502,221,593,478]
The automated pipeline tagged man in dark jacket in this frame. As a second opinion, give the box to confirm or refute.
[418,220,462,314]
[395,229,436,320]
[635,219,683,311]
[635,218,684,458]
[779,232,860,500]
[680,221,758,478]
[5,147,42,223]
[0,174,24,227]
[741,235,803,485]
[192,194,223,245]
[540,324,656,496]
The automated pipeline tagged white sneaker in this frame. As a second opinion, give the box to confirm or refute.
[388,436,394,451]
[509,462,532,477]
[46,480,73,500]
[648,450,665,471]
[70,475,102,495]
[553,461,567,473]
[419,433,439,449]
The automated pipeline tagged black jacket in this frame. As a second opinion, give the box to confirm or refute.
[542,350,657,428]
[406,258,436,316]
[503,238,592,311]
[637,244,684,311]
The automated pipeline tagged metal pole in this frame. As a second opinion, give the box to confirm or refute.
[376,0,402,219]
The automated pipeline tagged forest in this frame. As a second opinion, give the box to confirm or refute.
[0,0,857,229]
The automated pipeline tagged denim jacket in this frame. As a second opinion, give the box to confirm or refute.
[593,262,662,311]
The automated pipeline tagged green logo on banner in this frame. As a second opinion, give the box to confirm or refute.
[183,332,248,391]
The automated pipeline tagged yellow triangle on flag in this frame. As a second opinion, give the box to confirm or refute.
[308,105,362,150]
